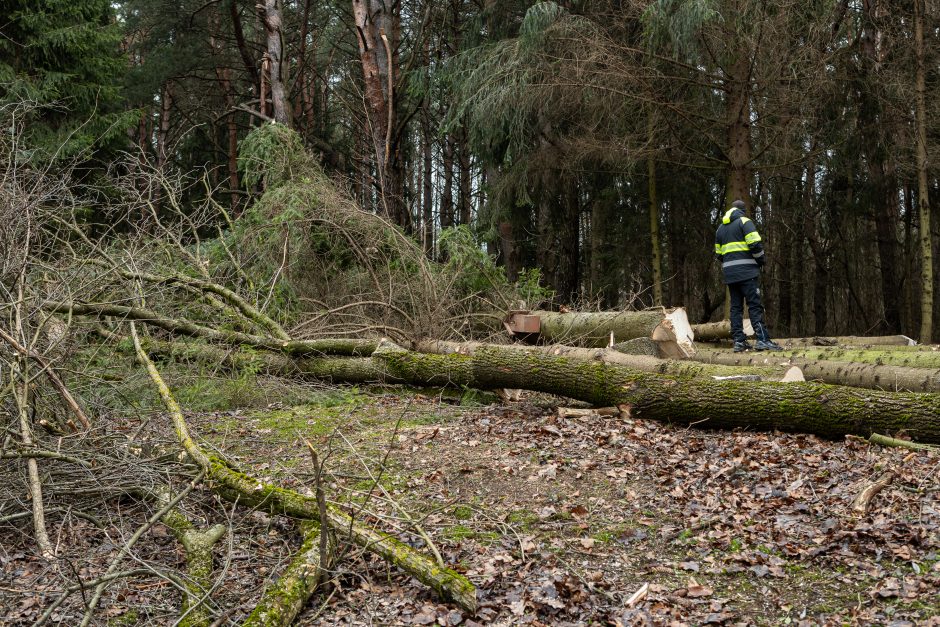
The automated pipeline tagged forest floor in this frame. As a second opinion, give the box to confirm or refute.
[3,381,940,626]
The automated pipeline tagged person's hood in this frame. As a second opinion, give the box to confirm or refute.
[722,207,745,224]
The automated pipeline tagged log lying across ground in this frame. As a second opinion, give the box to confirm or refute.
[415,340,793,381]
[524,309,695,358]
[770,347,940,369]
[692,347,940,393]
[776,335,918,347]
[53,302,377,356]
[691,320,754,342]
[373,341,940,444]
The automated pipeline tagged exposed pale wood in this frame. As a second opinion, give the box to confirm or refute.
[532,308,695,357]
[852,470,896,515]
[691,319,754,342]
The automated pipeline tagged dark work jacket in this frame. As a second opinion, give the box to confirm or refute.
[714,207,765,284]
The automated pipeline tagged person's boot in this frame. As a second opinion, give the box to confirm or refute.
[733,340,752,353]
[755,339,783,351]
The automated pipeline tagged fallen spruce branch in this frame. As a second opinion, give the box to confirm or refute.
[128,323,478,614]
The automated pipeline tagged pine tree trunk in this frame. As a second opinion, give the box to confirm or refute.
[262,0,290,125]
[914,0,933,343]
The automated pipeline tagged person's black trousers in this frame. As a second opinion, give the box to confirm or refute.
[728,276,771,343]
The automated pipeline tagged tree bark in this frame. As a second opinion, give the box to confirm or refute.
[261,0,290,125]
[914,0,933,343]
[352,0,404,226]
[771,335,916,347]
[532,309,694,357]
[725,56,752,206]
[691,346,940,393]
[373,341,940,444]
[415,340,787,381]
[738,347,940,371]
[51,301,375,356]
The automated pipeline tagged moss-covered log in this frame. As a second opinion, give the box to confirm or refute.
[415,340,786,381]
[129,326,477,613]
[374,341,940,444]
[158,492,227,627]
[243,522,332,626]
[691,347,940,392]
[769,347,940,370]
[53,302,377,356]
[532,309,694,357]
[133,337,386,383]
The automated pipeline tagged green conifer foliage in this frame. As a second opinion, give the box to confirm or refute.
[0,0,130,159]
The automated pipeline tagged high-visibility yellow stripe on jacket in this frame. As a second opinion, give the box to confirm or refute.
[714,207,765,284]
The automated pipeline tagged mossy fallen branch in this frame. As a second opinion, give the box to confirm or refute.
[156,487,227,627]
[243,522,332,626]
[128,324,478,613]
[54,301,376,356]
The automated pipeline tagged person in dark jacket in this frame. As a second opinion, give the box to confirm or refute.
[714,199,783,352]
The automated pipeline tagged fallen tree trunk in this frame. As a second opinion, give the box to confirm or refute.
[135,337,386,383]
[529,309,694,357]
[373,341,940,444]
[54,302,377,356]
[157,487,227,627]
[775,335,917,347]
[415,340,790,381]
[691,347,940,393]
[691,320,754,342]
[763,347,940,370]
[129,326,477,613]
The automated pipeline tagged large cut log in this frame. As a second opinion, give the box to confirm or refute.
[134,337,386,383]
[691,320,754,342]
[373,341,940,444]
[129,326,477,613]
[692,347,940,392]
[415,340,790,381]
[530,309,695,357]
[775,335,917,347]
[768,347,940,370]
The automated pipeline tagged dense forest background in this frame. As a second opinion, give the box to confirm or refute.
[3,0,939,340]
